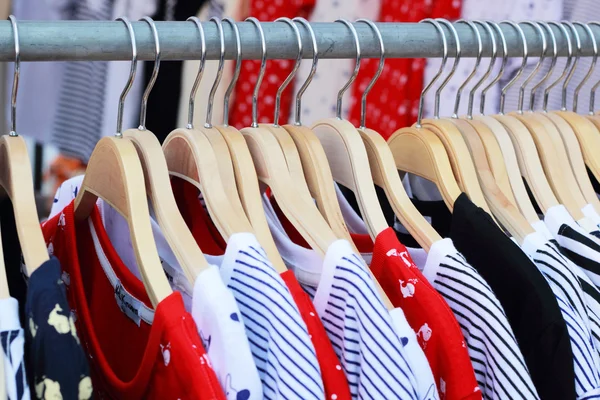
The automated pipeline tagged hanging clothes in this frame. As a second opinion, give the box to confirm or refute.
[0,297,29,400]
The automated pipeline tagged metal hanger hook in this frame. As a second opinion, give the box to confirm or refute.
[247,17,267,128]
[572,22,598,113]
[561,22,581,111]
[273,17,302,126]
[416,18,448,127]
[205,17,224,128]
[481,21,507,115]
[222,18,241,127]
[434,19,461,119]
[543,22,572,112]
[115,17,137,138]
[517,21,546,114]
[335,19,360,120]
[529,21,557,112]
[468,21,497,118]
[8,15,19,137]
[588,22,600,114]
[499,21,527,115]
[186,16,206,129]
[292,17,318,126]
[452,20,482,119]
[138,17,160,131]
[356,19,385,130]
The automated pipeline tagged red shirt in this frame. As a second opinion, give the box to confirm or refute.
[42,201,226,399]
[280,271,352,400]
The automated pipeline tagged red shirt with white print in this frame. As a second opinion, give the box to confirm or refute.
[41,201,226,399]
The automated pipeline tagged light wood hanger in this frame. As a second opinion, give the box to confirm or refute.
[123,17,209,284]
[348,19,441,251]
[0,17,49,278]
[162,17,254,243]
[73,18,171,307]
[213,18,287,272]
[240,18,339,258]
[472,21,540,224]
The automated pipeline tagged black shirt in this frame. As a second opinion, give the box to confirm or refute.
[25,257,92,399]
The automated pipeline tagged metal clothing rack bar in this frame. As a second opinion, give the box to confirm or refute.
[0,20,598,62]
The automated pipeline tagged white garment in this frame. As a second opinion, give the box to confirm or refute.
[583,203,600,229]
[290,0,380,126]
[0,297,30,400]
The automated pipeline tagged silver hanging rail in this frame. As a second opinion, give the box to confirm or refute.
[0,20,598,62]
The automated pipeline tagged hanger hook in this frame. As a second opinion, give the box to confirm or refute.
[481,22,507,115]
[138,17,160,131]
[434,19,461,119]
[246,17,267,128]
[572,22,598,113]
[115,17,137,138]
[452,20,482,119]
[273,17,303,126]
[355,19,384,130]
[561,22,581,110]
[8,15,19,137]
[186,17,206,129]
[499,21,527,114]
[292,17,318,126]
[468,21,497,118]
[205,17,224,128]
[416,18,448,127]
[222,18,240,127]
[516,21,546,114]
[588,22,600,114]
[334,19,360,120]
[543,22,573,112]
[529,22,557,111]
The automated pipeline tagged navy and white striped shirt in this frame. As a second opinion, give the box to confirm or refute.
[409,238,537,400]
[0,298,29,400]
[301,239,419,400]
[521,231,600,398]
[216,233,325,400]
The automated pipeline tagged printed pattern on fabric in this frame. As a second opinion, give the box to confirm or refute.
[301,243,420,400]
[219,234,325,400]
[522,234,600,398]
[418,241,540,400]
[25,258,92,400]
[0,298,29,400]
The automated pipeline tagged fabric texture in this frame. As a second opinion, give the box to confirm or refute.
[42,201,226,399]
[0,297,29,400]
[25,257,92,399]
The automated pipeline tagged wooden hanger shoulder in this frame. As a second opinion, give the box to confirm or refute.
[492,114,559,213]
[282,123,354,244]
[0,136,49,275]
[74,136,172,306]
[540,112,600,210]
[241,125,338,256]
[214,124,287,272]
[387,126,462,211]
[510,112,586,219]
[420,118,491,214]
[123,128,209,283]
[162,128,254,240]
[473,115,540,224]
[311,118,389,238]
[360,127,441,251]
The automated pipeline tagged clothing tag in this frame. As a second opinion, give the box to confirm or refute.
[114,280,143,327]
[160,257,192,297]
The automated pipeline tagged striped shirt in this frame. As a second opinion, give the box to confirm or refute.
[0,298,29,400]
[521,231,600,398]
[217,233,325,400]
[409,238,537,399]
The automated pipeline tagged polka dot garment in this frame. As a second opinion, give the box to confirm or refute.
[228,0,316,129]
[347,0,463,139]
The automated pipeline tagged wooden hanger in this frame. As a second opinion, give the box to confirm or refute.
[74,17,171,307]
[123,17,209,284]
[163,17,254,243]
[0,17,49,278]
[240,18,339,258]
[211,18,287,272]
